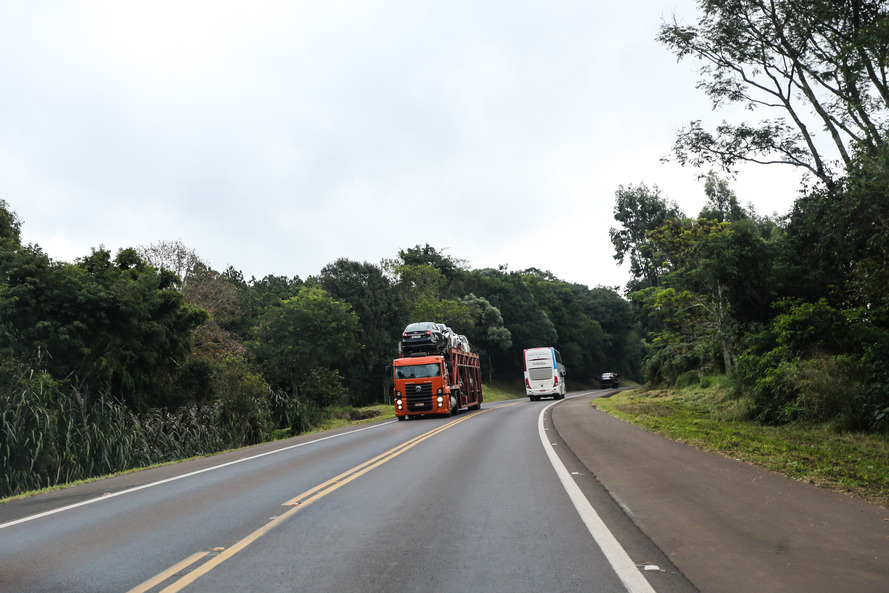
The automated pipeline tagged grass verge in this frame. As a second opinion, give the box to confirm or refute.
[593,384,889,508]
[2,381,527,504]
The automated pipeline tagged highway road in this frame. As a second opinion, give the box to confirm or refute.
[0,393,698,593]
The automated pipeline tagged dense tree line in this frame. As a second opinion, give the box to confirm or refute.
[0,206,638,496]
[609,0,889,433]
[612,163,889,433]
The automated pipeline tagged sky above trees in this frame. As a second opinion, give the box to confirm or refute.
[0,0,805,289]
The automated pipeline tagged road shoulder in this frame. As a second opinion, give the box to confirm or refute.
[552,393,889,593]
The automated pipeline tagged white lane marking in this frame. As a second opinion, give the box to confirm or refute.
[0,421,396,531]
[538,403,657,593]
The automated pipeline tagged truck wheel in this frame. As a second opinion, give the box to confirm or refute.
[450,394,460,416]
[397,415,406,421]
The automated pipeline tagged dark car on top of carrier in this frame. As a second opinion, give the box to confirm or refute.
[401,322,448,354]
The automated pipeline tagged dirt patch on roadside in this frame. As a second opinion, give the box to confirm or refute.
[617,402,675,417]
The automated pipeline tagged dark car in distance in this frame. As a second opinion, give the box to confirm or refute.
[401,322,447,354]
[600,372,619,389]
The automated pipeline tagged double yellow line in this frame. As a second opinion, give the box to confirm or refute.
[129,409,489,593]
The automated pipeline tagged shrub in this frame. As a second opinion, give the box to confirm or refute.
[301,367,349,408]
[733,300,889,432]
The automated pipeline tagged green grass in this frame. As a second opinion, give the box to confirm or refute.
[2,380,527,504]
[479,379,525,402]
[593,384,889,508]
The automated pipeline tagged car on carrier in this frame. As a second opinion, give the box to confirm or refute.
[435,323,461,350]
[401,322,448,354]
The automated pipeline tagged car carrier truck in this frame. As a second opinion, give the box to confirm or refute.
[392,348,483,420]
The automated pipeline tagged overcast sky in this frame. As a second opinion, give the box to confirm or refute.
[1,0,804,290]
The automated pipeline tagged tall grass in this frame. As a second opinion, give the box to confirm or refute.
[0,370,310,498]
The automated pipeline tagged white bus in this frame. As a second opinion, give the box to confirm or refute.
[523,347,566,401]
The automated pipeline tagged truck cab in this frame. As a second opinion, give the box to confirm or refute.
[392,349,482,420]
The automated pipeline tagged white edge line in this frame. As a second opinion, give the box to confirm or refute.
[538,402,657,593]
[0,420,396,531]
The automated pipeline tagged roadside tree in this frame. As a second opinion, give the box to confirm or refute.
[610,183,685,293]
[249,286,361,406]
[659,0,889,187]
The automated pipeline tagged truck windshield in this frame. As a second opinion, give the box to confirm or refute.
[396,363,442,379]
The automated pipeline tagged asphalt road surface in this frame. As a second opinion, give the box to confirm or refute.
[0,394,696,593]
[3,391,886,593]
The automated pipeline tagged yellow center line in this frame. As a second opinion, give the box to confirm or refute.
[136,408,492,593]
[125,552,209,593]
[284,412,478,506]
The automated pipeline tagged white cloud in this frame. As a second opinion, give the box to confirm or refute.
[0,0,806,289]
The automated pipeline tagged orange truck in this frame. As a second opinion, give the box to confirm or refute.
[392,349,483,420]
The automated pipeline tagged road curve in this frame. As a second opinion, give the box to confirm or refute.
[0,395,698,593]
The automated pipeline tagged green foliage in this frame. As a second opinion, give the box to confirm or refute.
[609,183,685,291]
[398,244,467,291]
[458,293,512,352]
[382,258,474,328]
[631,215,779,383]
[0,371,62,494]
[699,171,747,222]
[614,134,889,435]
[0,199,22,248]
[658,0,889,187]
[225,271,303,337]
[211,356,275,445]
[299,367,349,408]
[0,243,206,410]
[249,285,361,403]
[782,144,889,310]
[317,258,405,405]
[733,301,889,431]
[463,267,558,375]
[288,401,329,436]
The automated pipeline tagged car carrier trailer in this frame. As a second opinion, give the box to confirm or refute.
[392,348,482,419]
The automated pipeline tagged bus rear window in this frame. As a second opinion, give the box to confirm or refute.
[529,367,554,381]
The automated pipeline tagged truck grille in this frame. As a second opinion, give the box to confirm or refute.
[405,382,433,411]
